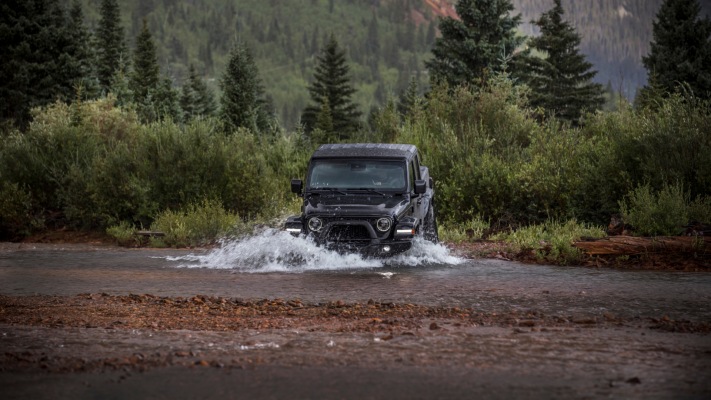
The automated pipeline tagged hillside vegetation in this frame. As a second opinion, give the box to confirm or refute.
[76,0,437,129]
[70,0,711,128]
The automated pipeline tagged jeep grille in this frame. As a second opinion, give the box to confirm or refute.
[327,225,371,242]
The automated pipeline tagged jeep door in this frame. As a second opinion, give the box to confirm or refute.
[409,158,430,223]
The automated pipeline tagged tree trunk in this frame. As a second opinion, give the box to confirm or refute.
[574,236,711,255]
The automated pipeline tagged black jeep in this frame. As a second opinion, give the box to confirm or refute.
[285,143,438,257]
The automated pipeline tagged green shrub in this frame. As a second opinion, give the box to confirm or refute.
[396,75,535,224]
[688,195,711,224]
[150,199,242,247]
[106,221,138,247]
[635,94,711,199]
[513,119,585,223]
[619,183,688,236]
[439,216,490,243]
[0,182,41,240]
[494,219,606,265]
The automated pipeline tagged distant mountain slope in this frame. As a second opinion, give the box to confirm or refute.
[77,0,440,129]
[514,0,664,99]
[72,0,709,127]
[435,0,710,98]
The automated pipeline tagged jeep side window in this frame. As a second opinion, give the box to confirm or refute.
[409,160,416,191]
[413,155,421,180]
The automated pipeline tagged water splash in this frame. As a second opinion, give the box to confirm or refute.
[168,229,462,272]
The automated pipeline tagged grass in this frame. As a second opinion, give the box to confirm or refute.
[439,216,491,243]
[492,219,607,265]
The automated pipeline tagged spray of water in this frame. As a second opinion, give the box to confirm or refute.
[169,229,462,272]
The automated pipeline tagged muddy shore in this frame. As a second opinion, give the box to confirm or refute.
[2,237,710,399]
[2,293,710,399]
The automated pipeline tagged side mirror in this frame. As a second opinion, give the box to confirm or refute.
[414,179,427,195]
[291,179,303,195]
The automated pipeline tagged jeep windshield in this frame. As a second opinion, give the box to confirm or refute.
[306,159,407,192]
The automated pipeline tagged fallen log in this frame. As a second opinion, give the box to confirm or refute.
[574,236,711,256]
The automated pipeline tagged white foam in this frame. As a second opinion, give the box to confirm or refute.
[168,229,463,272]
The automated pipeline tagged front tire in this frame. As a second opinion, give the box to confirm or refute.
[422,205,439,243]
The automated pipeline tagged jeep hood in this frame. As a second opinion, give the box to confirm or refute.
[304,194,411,218]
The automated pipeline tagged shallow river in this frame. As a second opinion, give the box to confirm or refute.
[2,231,709,322]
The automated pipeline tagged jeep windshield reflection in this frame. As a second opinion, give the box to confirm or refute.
[307,159,406,192]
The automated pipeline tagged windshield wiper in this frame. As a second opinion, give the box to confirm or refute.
[309,187,348,195]
[347,188,388,196]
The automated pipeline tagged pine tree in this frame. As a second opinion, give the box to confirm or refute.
[179,79,198,121]
[66,1,99,99]
[130,19,160,103]
[314,97,334,140]
[108,69,133,107]
[219,40,270,133]
[181,64,216,121]
[301,34,361,140]
[0,0,76,126]
[524,0,604,123]
[153,76,181,121]
[641,0,711,100]
[96,0,128,93]
[425,0,527,88]
[398,76,419,118]
[125,19,180,123]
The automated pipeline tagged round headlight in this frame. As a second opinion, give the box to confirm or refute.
[376,217,392,232]
[308,217,323,232]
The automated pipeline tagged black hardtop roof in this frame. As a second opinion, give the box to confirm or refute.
[312,143,418,159]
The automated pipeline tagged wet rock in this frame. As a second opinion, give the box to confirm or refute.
[429,322,439,330]
[287,300,303,308]
[518,320,536,327]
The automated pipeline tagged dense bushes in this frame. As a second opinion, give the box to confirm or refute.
[1,78,710,243]
[394,77,711,230]
[149,198,243,247]
[620,183,711,236]
[0,98,309,241]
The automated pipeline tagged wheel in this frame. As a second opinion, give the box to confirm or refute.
[422,205,439,243]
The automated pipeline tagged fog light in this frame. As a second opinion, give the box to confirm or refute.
[383,245,391,252]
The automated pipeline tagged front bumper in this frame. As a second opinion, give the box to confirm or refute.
[324,240,413,257]
[285,215,416,257]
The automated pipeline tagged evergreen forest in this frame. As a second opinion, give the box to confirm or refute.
[55,0,710,128]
